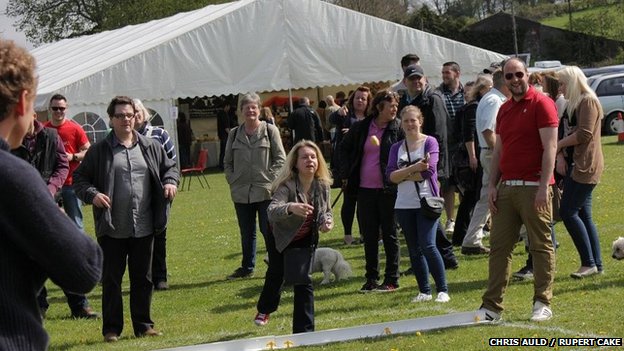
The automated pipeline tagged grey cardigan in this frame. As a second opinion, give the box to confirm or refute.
[267,178,332,253]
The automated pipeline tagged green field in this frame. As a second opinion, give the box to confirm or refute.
[44,136,624,350]
[541,4,613,29]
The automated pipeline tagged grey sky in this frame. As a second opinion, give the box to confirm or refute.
[0,0,35,49]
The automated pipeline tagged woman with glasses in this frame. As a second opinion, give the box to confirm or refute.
[556,66,605,278]
[224,93,286,280]
[74,96,179,342]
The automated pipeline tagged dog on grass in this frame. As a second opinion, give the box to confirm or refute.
[312,247,352,285]
[612,237,624,260]
[263,247,352,285]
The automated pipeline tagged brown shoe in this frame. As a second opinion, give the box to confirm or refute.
[104,332,119,342]
[138,328,162,337]
[72,306,101,319]
[461,246,490,255]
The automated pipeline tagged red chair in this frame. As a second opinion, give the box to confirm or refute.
[180,149,210,191]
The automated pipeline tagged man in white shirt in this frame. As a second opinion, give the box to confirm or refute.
[461,69,509,254]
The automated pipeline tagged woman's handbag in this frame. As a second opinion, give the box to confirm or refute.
[415,182,445,219]
[282,246,314,285]
[404,140,445,220]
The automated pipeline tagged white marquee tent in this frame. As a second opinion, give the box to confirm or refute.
[31,0,507,144]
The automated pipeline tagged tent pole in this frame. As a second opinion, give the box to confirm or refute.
[288,88,293,112]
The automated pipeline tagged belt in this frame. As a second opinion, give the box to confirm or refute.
[502,180,540,186]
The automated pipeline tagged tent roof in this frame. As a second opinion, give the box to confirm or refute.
[32,0,507,109]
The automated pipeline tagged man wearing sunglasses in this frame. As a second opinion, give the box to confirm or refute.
[479,57,558,323]
[42,94,98,319]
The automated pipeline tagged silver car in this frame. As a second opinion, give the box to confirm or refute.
[587,72,624,135]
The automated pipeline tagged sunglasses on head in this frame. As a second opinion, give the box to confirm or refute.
[50,106,66,112]
[504,72,525,80]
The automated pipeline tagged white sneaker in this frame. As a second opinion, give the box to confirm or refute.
[445,219,455,234]
[530,301,552,322]
[411,293,432,303]
[435,292,450,303]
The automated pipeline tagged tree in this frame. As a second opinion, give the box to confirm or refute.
[326,0,411,23]
[5,0,228,45]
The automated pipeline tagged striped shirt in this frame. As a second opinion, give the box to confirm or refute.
[138,122,176,160]
[439,83,465,119]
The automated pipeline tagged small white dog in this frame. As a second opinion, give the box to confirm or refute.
[612,237,624,260]
[262,247,352,285]
[312,247,352,285]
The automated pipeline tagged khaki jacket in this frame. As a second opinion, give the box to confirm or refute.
[224,121,285,203]
[570,98,604,184]
[267,178,332,253]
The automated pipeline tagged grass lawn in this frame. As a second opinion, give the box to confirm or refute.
[45,136,624,350]
[541,4,614,29]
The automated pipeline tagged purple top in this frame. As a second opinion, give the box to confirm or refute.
[386,135,440,196]
[359,121,386,189]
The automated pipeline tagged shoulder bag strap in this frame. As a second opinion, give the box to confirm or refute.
[405,139,424,200]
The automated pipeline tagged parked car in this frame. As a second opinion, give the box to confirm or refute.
[587,72,624,135]
[583,64,624,78]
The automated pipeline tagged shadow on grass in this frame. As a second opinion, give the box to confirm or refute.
[552,275,624,296]
[51,339,105,351]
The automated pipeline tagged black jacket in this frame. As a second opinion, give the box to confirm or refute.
[399,85,450,179]
[339,116,403,194]
[288,105,324,144]
[74,132,179,237]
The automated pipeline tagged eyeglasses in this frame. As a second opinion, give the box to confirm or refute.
[112,113,136,119]
[50,107,66,112]
[505,72,525,80]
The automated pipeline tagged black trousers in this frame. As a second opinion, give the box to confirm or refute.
[37,286,89,314]
[257,233,314,334]
[151,228,167,284]
[98,235,155,337]
[341,190,358,237]
[356,188,400,284]
[436,225,458,268]
[451,189,478,246]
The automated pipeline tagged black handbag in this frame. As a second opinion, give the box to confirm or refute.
[404,140,445,220]
[282,246,315,285]
[282,179,319,285]
[415,182,445,219]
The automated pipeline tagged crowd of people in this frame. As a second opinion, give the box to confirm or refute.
[0,36,607,348]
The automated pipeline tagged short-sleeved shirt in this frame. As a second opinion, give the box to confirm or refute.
[476,88,506,147]
[45,119,89,185]
[496,86,558,183]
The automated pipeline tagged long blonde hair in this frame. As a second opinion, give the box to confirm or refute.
[557,66,602,118]
[272,140,333,191]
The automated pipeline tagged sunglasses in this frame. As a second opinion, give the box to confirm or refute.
[112,113,136,119]
[504,72,525,80]
[50,106,66,112]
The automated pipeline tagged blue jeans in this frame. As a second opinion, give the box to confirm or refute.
[61,185,84,230]
[395,209,447,295]
[234,201,270,272]
[560,175,601,270]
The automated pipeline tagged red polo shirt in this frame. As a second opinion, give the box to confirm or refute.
[496,86,558,183]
